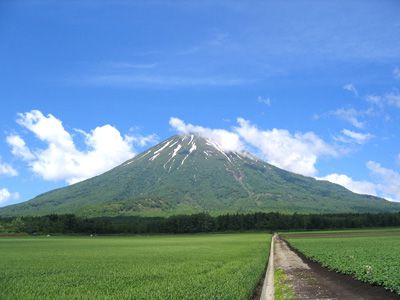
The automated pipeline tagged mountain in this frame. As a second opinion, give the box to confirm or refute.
[1,134,399,217]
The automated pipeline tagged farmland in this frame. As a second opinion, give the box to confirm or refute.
[0,233,270,299]
[284,228,400,295]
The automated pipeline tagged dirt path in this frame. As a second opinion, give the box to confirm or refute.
[273,235,399,300]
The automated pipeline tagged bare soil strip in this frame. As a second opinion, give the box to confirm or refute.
[275,235,399,300]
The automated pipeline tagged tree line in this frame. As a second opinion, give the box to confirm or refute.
[2,212,400,234]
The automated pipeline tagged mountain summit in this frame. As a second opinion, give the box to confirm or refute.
[1,134,398,217]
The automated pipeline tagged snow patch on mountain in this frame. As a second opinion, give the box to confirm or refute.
[171,144,182,159]
[180,154,190,166]
[169,141,178,148]
[149,153,160,161]
[206,139,232,162]
[154,140,172,154]
[189,142,197,153]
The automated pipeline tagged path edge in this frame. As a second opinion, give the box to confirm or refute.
[260,233,275,300]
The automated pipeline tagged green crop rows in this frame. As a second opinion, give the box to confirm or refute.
[286,230,400,294]
[0,233,270,299]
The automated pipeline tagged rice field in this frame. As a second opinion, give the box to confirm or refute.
[0,233,270,299]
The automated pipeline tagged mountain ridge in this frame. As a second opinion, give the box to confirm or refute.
[0,134,398,217]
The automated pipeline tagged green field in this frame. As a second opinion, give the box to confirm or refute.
[284,228,400,294]
[0,233,270,299]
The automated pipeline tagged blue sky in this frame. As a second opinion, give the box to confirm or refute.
[1,0,400,206]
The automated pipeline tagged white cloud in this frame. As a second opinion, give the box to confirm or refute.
[169,117,243,152]
[257,96,271,106]
[365,90,400,108]
[80,74,249,88]
[367,161,400,201]
[343,83,358,96]
[319,162,400,201]
[318,173,378,196]
[0,188,20,205]
[6,135,34,161]
[335,129,373,145]
[16,110,75,150]
[235,118,338,176]
[333,108,365,128]
[365,95,383,105]
[105,62,157,69]
[394,67,400,79]
[385,90,400,108]
[170,117,338,177]
[129,134,159,147]
[0,158,18,176]
[7,110,153,184]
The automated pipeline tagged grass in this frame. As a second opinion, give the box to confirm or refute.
[0,233,270,299]
[285,228,400,294]
[274,268,294,300]
[281,227,400,237]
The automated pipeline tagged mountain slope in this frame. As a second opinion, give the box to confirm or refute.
[1,134,399,217]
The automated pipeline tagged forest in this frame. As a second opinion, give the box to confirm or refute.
[2,212,400,234]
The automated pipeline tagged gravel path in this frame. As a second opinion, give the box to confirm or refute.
[272,235,399,300]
